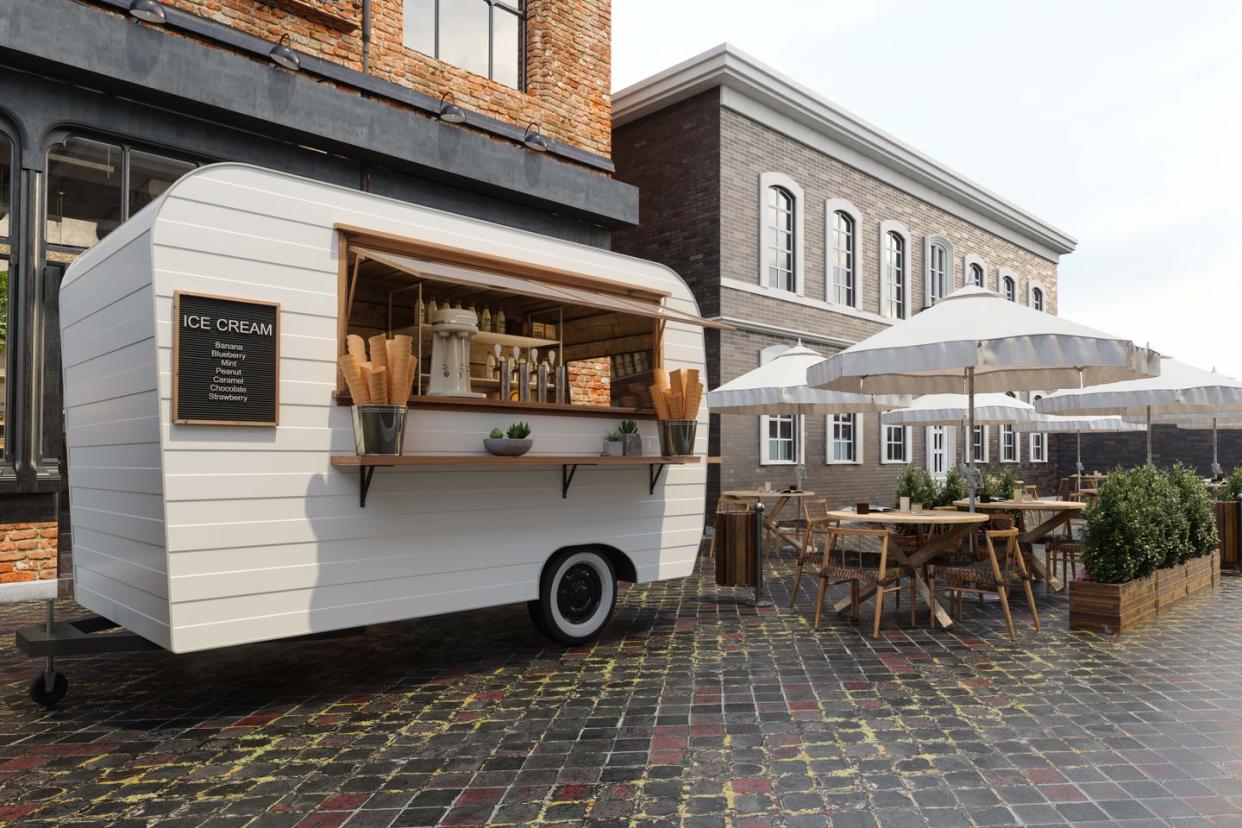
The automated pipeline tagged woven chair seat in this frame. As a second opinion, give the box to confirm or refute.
[776,518,810,529]
[932,560,1024,587]
[822,556,909,585]
[1046,540,1083,555]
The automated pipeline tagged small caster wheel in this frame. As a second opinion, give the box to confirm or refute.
[29,672,68,707]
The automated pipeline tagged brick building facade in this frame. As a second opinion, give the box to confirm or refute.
[612,45,1078,516]
[0,0,633,601]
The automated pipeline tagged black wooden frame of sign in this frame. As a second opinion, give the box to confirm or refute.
[172,291,281,426]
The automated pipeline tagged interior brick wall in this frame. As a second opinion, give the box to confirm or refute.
[0,521,58,585]
[567,356,610,406]
[111,0,613,159]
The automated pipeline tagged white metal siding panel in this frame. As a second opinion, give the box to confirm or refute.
[60,229,171,648]
[132,164,706,653]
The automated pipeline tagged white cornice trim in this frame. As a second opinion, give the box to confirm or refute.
[707,312,857,350]
[614,43,1078,259]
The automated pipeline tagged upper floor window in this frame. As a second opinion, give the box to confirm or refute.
[1032,287,1044,311]
[830,210,855,307]
[1002,274,1016,302]
[882,424,910,464]
[969,262,984,287]
[927,242,948,305]
[403,0,525,89]
[882,230,905,319]
[46,137,197,250]
[828,413,862,464]
[766,186,796,292]
[0,132,10,242]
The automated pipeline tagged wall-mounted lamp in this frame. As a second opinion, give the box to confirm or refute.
[269,34,301,72]
[522,122,549,153]
[128,0,167,24]
[434,92,467,125]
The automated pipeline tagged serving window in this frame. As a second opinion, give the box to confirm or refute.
[336,231,718,417]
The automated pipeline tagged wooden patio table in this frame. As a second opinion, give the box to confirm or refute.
[821,509,989,629]
[952,498,1086,591]
[723,490,817,553]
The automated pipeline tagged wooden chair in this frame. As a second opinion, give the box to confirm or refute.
[1044,539,1082,589]
[928,527,1039,641]
[1022,483,1039,500]
[789,500,833,607]
[774,497,815,557]
[814,526,915,637]
[1056,477,1072,501]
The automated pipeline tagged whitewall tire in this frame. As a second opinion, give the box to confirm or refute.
[532,549,617,645]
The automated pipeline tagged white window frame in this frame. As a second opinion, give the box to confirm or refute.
[923,234,954,308]
[881,424,912,465]
[826,413,864,465]
[1027,279,1048,311]
[970,424,990,464]
[925,425,956,481]
[963,253,987,289]
[999,267,1018,302]
[825,198,862,310]
[1029,431,1047,463]
[758,172,805,296]
[1000,423,1020,463]
[758,344,804,465]
[878,220,911,320]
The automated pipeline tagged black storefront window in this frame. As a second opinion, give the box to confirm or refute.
[45,137,198,251]
[0,132,11,455]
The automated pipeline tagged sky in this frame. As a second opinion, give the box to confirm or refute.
[612,0,1242,379]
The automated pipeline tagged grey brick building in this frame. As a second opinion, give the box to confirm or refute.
[611,44,1078,515]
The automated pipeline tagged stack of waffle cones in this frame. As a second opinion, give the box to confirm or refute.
[338,333,415,405]
[650,368,702,420]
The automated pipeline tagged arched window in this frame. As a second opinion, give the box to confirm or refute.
[1032,286,1044,311]
[1002,275,1016,302]
[927,242,948,305]
[830,210,855,306]
[969,262,984,287]
[883,231,905,318]
[765,185,795,292]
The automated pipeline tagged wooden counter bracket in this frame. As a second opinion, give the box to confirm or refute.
[332,454,700,506]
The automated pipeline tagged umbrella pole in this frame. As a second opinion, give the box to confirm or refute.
[1213,418,1221,478]
[1076,430,1083,493]
[967,368,977,513]
[1146,405,1153,464]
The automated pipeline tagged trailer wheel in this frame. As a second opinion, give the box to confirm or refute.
[29,672,68,707]
[534,549,617,645]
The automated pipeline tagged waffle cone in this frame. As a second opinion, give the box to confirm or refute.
[339,353,370,404]
[654,368,670,393]
[389,349,410,403]
[685,383,703,420]
[668,392,684,420]
[685,369,700,400]
[366,366,389,405]
[650,384,670,419]
[346,334,367,361]
[368,334,389,374]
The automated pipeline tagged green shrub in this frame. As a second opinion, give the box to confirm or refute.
[1218,468,1242,502]
[938,469,967,507]
[1167,463,1218,563]
[1082,464,1185,583]
[997,469,1017,500]
[894,466,939,509]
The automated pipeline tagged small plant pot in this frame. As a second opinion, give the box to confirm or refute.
[603,441,624,457]
[622,433,643,457]
[484,437,533,457]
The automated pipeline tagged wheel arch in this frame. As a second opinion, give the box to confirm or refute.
[547,543,637,584]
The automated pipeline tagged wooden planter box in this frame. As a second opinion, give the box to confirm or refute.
[1215,501,1241,571]
[1069,550,1220,634]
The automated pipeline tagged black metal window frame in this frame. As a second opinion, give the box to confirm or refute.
[0,120,17,472]
[410,0,527,90]
[42,132,204,255]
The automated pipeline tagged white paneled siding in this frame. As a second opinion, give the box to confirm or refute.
[60,165,707,654]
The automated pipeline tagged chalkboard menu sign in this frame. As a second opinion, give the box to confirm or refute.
[173,292,280,426]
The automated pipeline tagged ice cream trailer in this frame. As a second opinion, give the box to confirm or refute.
[18,164,716,704]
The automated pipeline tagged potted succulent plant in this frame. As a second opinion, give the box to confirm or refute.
[483,421,533,456]
[603,430,624,456]
[619,419,642,456]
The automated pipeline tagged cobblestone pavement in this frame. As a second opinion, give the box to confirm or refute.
[3,553,1242,828]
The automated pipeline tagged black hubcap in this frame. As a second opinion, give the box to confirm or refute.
[557,563,602,624]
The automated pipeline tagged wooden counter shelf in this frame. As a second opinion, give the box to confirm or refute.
[331,454,701,506]
[334,394,656,420]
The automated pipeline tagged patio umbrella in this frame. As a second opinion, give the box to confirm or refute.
[1122,412,1242,477]
[708,343,909,488]
[807,285,1161,509]
[882,393,1038,467]
[1012,413,1146,490]
[1035,358,1242,463]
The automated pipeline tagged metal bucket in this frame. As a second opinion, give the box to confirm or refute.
[658,419,697,457]
[352,405,407,455]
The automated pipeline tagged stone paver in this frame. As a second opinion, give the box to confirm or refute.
[2,552,1242,826]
